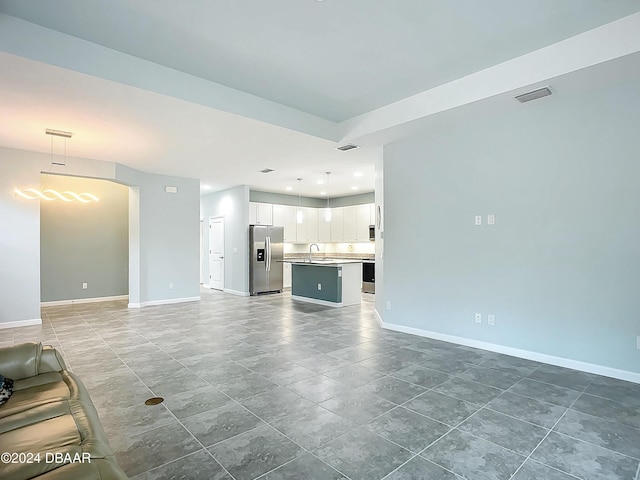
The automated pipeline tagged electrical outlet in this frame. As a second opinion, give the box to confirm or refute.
[474,216,482,226]
[317,283,322,291]
[487,214,495,225]
[386,300,392,310]
[488,314,495,326]
[82,283,87,289]
[169,283,174,290]
[475,313,482,323]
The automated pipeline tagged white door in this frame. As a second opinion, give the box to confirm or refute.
[209,217,224,290]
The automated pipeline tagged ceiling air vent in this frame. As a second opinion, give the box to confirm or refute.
[336,144,360,152]
[260,168,275,173]
[515,87,552,103]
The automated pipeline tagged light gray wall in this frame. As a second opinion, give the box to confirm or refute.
[382,77,640,375]
[0,146,200,324]
[201,185,250,294]
[40,174,129,302]
[115,164,200,304]
[249,190,374,207]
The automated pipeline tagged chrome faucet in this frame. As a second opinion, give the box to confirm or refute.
[308,243,320,262]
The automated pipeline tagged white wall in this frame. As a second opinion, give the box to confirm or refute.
[381,76,640,379]
[0,147,200,324]
[200,185,250,295]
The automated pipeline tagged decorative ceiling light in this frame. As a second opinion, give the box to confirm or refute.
[14,128,99,203]
[324,172,332,222]
[296,178,304,224]
[14,188,99,203]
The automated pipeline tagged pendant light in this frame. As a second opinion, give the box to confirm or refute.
[296,178,304,224]
[324,172,332,222]
[14,129,100,203]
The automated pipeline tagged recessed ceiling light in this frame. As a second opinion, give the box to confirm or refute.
[354,172,363,177]
[317,179,324,185]
[201,184,212,190]
[320,191,326,195]
[351,186,359,190]
[285,186,293,191]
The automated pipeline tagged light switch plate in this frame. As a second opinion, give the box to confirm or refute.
[488,314,495,326]
[488,214,495,225]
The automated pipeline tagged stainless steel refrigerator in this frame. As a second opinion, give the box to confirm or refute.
[249,225,284,295]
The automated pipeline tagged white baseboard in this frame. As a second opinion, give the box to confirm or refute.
[128,296,201,308]
[291,295,359,308]
[224,289,249,297]
[0,318,42,329]
[41,295,129,307]
[374,309,384,327]
[380,320,640,385]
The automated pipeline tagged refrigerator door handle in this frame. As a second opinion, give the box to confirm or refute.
[266,236,271,272]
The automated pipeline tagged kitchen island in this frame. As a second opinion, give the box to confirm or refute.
[289,259,362,307]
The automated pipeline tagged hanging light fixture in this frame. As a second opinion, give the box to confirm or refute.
[296,178,304,224]
[324,172,332,222]
[14,129,100,203]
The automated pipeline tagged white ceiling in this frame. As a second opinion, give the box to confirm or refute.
[1,1,639,197]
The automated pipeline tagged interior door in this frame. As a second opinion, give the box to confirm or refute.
[209,217,224,290]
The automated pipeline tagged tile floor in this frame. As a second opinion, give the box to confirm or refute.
[4,289,640,480]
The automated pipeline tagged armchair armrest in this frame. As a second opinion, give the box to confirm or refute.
[0,342,66,380]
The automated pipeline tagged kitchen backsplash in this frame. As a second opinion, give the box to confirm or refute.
[284,242,375,259]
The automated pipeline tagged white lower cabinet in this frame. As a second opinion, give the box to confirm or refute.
[283,262,292,288]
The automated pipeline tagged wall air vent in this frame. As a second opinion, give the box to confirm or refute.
[260,168,275,173]
[336,144,360,152]
[515,87,552,103]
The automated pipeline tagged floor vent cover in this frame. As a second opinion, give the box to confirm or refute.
[145,397,164,405]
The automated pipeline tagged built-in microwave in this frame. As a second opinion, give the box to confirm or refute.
[369,225,375,241]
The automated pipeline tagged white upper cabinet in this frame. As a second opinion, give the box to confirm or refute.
[318,209,331,242]
[296,207,318,243]
[330,207,344,242]
[343,206,357,242]
[249,202,273,225]
[356,204,374,241]
[272,204,297,241]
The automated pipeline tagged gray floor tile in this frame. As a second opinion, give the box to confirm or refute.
[323,363,386,387]
[511,459,580,480]
[162,384,231,419]
[293,353,352,373]
[572,393,640,429]
[508,378,581,407]
[314,428,413,480]
[113,422,202,477]
[240,386,316,423]
[553,409,640,459]
[208,424,304,480]
[215,372,279,400]
[385,456,461,480]
[100,402,176,439]
[403,390,480,426]
[287,374,352,403]
[132,449,232,480]
[527,364,597,391]
[421,429,525,480]
[420,357,473,375]
[487,391,567,428]
[270,404,355,450]
[457,365,523,390]
[182,402,264,447]
[319,390,396,424]
[432,377,503,405]
[457,408,548,455]
[390,365,451,389]
[263,453,348,479]
[354,354,413,374]
[532,432,639,480]
[364,406,450,453]
[355,376,427,404]
[585,378,640,409]
[383,347,432,364]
